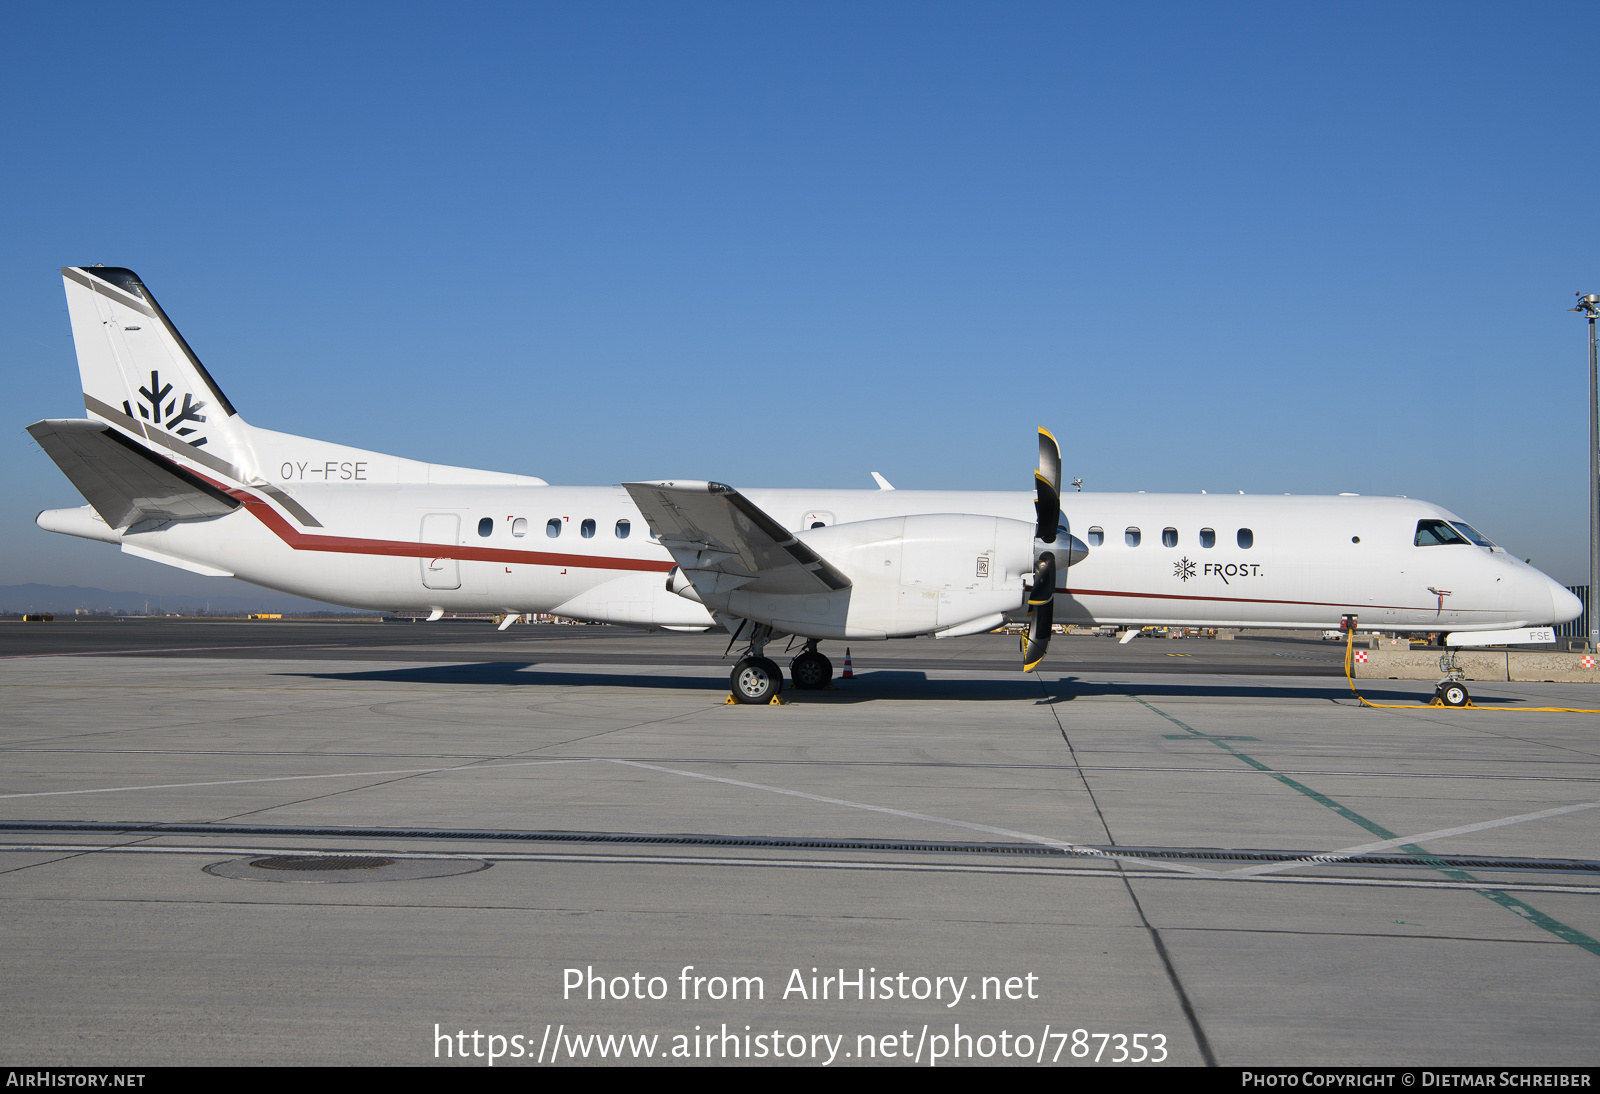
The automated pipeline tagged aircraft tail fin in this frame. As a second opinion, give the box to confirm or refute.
[61,266,254,471]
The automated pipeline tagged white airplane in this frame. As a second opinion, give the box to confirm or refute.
[28,266,1582,705]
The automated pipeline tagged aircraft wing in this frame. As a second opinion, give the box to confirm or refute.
[27,418,240,530]
[622,480,850,596]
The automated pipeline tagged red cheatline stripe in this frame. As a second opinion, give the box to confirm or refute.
[1058,586,1479,613]
[192,474,675,575]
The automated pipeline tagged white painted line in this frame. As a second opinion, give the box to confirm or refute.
[1226,799,1600,877]
[606,758,1218,876]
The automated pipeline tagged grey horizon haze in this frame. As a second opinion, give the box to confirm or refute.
[4,4,1596,597]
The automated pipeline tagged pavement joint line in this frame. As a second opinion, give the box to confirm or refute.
[1226,799,1600,878]
[0,758,597,800]
[4,843,1597,893]
[1118,687,1600,958]
[0,644,350,659]
[3,749,1595,782]
[606,758,1220,876]
[9,823,1594,873]
[1038,671,1218,1069]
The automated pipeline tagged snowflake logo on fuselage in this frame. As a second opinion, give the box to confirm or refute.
[1174,556,1196,581]
[123,369,208,447]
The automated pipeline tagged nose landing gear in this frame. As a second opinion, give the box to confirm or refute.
[1434,651,1471,707]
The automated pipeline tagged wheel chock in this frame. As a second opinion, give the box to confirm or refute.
[768,695,786,705]
[725,694,737,705]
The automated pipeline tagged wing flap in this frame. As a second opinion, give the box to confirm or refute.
[623,481,851,595]
[27,418,240,530]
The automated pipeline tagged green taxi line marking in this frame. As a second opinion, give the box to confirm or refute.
[1121,689,1600,958]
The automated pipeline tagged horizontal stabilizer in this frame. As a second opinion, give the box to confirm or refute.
[28,419,239,530]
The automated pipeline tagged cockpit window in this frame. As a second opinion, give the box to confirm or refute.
[1415,519,1469,546]
[1449,522,1496,549]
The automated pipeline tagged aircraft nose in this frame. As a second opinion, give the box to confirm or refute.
[1547,578,1583,625]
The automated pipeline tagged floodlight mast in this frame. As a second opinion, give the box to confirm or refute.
[1571,292,1600,652]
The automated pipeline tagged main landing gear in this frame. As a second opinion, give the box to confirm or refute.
[788,642,833,691]
[728,623,785,705]
[727,632,835,704]
[730,656,784,704]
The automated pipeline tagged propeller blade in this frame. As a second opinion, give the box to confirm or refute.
[1035,427,1061,543]
[1023,551,1056,671]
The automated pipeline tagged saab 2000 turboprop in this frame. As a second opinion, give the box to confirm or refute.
[28,266,1582,703]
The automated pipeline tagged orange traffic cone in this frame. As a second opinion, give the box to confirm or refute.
[841,648,853,679]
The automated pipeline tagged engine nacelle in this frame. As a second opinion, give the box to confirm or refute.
[721,514,1035,640]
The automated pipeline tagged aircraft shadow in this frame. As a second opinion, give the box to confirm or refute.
[275,664,1524,707]
[1038,676,1529,705]
[279,664,1042,701]
[280,662,726,691]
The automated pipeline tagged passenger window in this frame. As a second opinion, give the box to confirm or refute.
[1237,528,1254,549]
[580,518,596,539]
[546,518,561,538]
[810,522,826,529]
[1087,526,1103,547]
[1415,519,1468,546]
[1162,527,1178,548]
[615,519,631,539]
[477,517,493,538]
[1199,528,1215,548]
[511,518,527,537]
[1125,527,1141,547]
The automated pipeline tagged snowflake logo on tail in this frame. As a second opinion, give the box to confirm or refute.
[123,370,208,447]
[1174,556,1196,582]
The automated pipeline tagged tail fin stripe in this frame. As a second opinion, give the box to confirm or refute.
[252,485,322,528]
[62,266,156,318]
[80,392,323,528]
[86,392,150,439]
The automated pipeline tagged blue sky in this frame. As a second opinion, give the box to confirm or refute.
[4,2,1597,597]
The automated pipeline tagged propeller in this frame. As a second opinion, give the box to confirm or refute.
[1024,428,1063,672]
[1035,427,1061,543]
[1023,550,1056,671]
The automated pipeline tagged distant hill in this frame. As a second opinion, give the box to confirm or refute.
[0,584,358,615]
